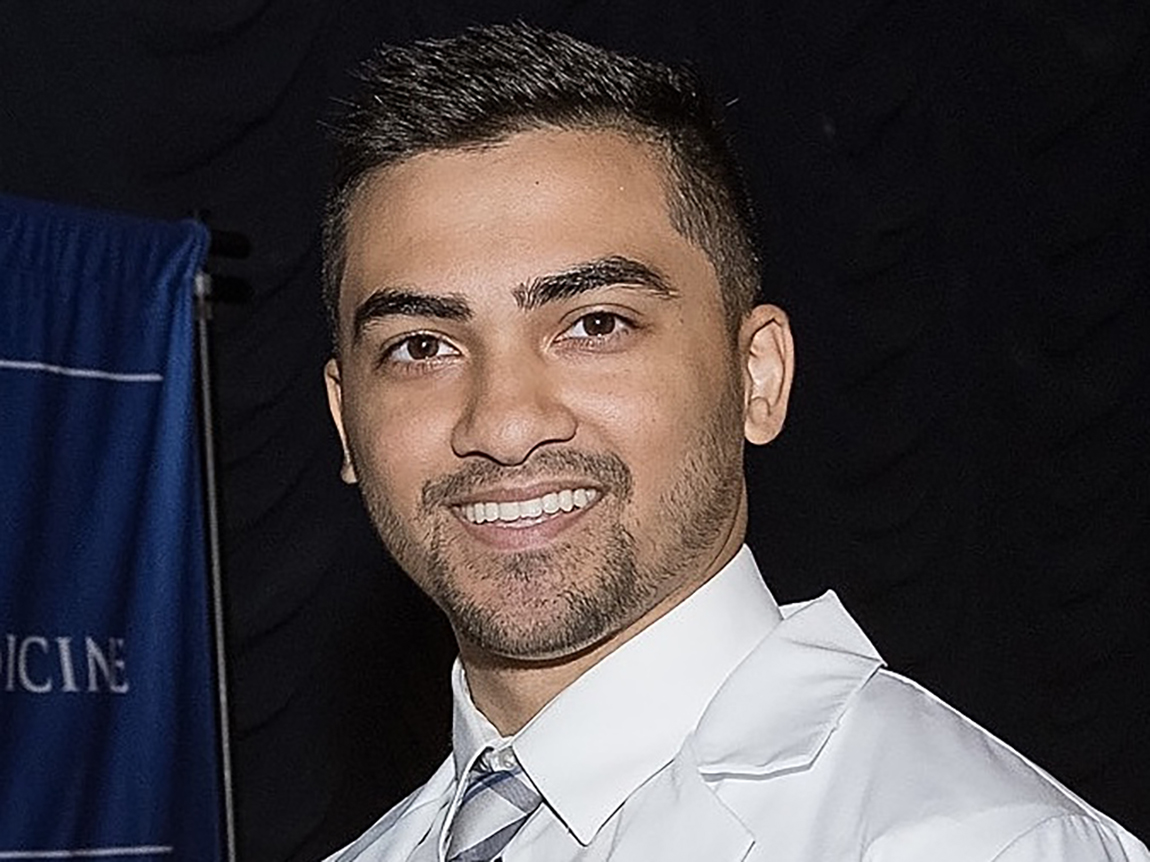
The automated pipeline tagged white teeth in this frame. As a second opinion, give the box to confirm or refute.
[461,488,598,524]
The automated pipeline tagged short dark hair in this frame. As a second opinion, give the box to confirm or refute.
[323,22,760,348]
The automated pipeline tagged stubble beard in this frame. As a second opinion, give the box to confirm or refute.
[350,379,746,662]
[433,517,647,661]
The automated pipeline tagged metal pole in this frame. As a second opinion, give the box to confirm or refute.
[195,270,238,862]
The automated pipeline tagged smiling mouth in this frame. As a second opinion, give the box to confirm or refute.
[455,487,600,526]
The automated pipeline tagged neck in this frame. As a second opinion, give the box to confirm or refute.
[457,641,602,736]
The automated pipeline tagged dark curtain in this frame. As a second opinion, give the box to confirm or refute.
[2,2,1146,859]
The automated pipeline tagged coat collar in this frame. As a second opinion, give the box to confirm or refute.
[590,591,883,862]
[692,591,885,776]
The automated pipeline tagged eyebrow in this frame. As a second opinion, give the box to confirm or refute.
[352,289,471,344]
[514,256,677,310]
[350,255,676,344]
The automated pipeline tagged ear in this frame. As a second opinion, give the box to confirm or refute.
[740,304,794,445]
[324,357,359,484]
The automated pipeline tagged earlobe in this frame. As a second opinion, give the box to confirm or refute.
[324,358,359,484]
[741,304,794,446]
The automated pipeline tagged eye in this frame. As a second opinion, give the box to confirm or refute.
[562,311,631,341]
[577,312,618,337]
[383,333,459,364]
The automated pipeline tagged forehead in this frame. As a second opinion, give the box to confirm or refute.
[340,129,712,306]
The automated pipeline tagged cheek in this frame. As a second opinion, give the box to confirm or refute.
[344,389,457,498]
[568,350,730,459]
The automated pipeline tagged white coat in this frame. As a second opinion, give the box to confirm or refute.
[326,554,1149,862]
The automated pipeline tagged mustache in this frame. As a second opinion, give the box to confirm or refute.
[421,449,633,511]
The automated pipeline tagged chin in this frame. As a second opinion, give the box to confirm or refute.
[447,590,633,663]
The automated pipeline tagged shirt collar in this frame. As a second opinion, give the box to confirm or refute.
[450,545,782,844]
[450,664,506,777]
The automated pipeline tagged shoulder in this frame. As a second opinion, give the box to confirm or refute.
[780,669,1149,861]
[847,670,1095,812]
[692,604,1149,862]
[986,813,1150,862]
[848,671,1150,861]
[321,757,456,862]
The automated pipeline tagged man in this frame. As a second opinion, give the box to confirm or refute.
[320,22,1148,862]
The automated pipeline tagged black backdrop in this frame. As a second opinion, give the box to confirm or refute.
[2,2,1147,860]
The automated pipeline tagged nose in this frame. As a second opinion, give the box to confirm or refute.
[450,351,577,466]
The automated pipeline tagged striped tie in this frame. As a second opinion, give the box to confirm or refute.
[447,749,542,862]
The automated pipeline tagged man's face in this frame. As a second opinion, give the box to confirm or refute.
[326,129,790,663]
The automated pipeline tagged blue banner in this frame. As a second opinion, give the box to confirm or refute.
[0,195,221,860]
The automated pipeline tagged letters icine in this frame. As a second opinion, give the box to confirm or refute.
[1,634,129,694]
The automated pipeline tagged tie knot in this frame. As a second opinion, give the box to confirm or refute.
[478,746,520,774]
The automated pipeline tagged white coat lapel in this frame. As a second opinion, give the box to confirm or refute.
[692,591,884,777]
[326,759,455,862]
[588,740,753,862]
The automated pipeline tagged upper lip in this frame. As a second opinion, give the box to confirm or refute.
[446,480,603,507]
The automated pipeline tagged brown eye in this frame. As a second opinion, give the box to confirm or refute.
[385,333,458,365]
[580,313,617,337]
[405,334,443,360]
[559,311,634,346]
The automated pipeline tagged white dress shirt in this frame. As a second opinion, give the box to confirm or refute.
[324,547,1150,862]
